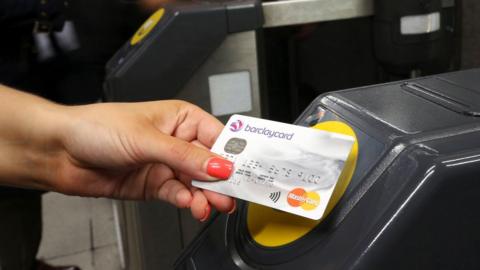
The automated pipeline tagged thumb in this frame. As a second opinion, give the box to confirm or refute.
[143,130,233,181]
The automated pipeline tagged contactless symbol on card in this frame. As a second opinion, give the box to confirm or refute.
[269,191,281,203]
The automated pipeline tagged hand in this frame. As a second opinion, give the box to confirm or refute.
[0,86,235,221]
[57,100,235,221]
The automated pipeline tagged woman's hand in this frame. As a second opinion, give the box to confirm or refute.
[0,86,234,221]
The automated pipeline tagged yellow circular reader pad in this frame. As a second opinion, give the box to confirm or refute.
[247,121,358,247]
[131,8,165,46]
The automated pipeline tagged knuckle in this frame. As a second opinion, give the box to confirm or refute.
[170,99,190,109]
[170,141,197,163]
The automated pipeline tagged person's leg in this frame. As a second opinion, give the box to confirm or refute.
[0,188,42,270]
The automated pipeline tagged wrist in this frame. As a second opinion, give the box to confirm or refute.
[27,102,71,190]
[0,86,70,190]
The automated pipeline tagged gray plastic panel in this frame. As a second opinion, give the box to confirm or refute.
[332,70,480,134]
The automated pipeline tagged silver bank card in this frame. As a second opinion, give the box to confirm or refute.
[193,115,354,220]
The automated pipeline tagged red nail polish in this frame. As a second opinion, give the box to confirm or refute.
[200,205,211,222]
[207,157,233,179]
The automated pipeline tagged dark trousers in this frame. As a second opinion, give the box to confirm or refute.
[0,188,42,270]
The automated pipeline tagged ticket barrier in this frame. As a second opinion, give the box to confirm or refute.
[104,1,459,268]
[104,0,264,122]
[175,68,480,269]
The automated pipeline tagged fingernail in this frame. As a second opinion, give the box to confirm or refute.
[228,200,236,215]
[200,205,211,222]
[207,157,233,179]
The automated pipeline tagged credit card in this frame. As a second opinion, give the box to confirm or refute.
[193,115,354,220]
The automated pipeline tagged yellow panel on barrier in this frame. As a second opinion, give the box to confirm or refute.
[247,121,359,247]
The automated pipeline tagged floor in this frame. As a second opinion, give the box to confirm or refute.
[38,193,123,270]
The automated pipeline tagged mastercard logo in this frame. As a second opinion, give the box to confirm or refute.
[287,188,320,211]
